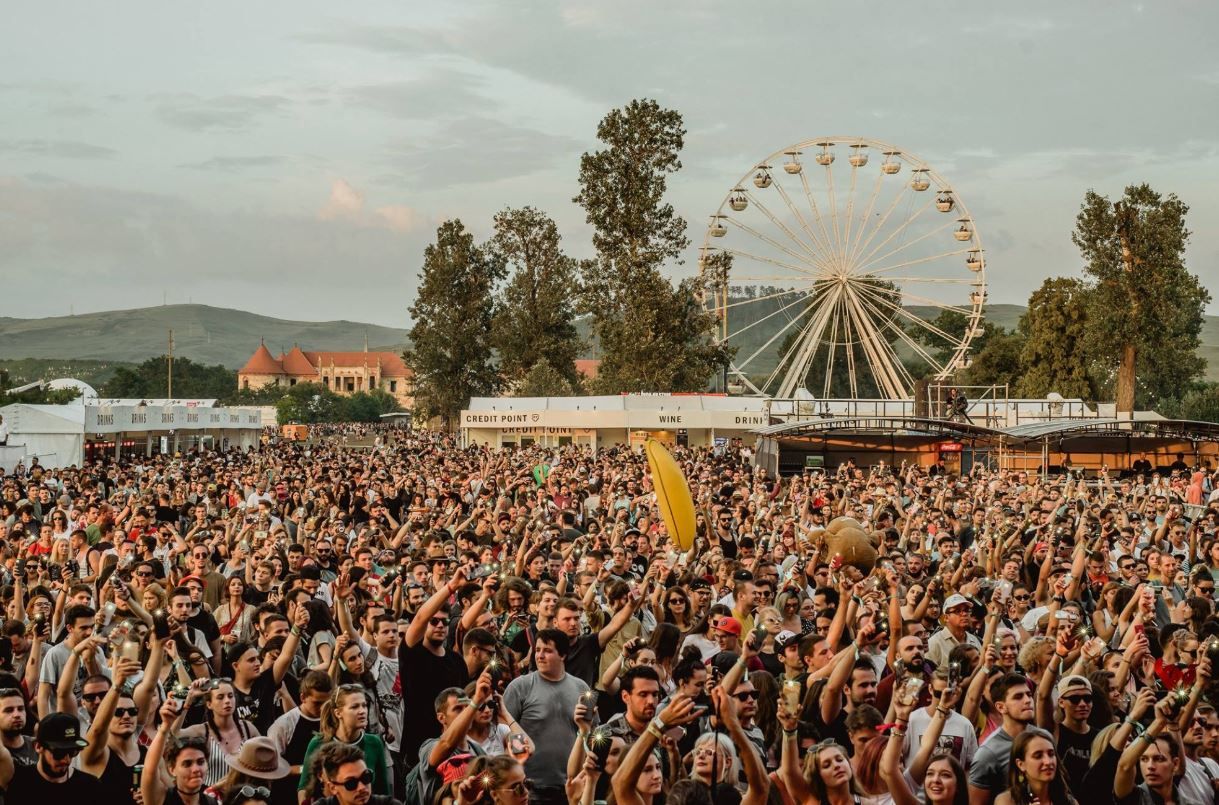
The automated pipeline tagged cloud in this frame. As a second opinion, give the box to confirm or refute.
[0,176,425,324]
[155,93,290,132]
[293,25,451,58]
[319,178,365,220]
[0,139,116,159]
[343,69,492,119]
[316,178,425,233]
[375,205,423,232]
[178,155,286,172]
[379,116,583,186]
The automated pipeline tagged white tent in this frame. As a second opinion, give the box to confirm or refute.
[0,403,86,470]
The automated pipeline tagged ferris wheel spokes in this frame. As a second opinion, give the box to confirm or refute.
[702,137,987,399]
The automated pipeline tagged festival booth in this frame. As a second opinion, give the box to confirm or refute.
[0,400,265,470]
[460,395,771,450]
[753,416,1219,478]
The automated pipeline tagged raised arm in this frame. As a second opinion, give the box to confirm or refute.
[272,604,307,685]
[134,636,170,721]
[777,691,813,804]
[611,694,697,805]
[820,634,857,725]
[407,567,466,648]
[713,687,770,805]
[596,587,641,649]
[80,657,140,772]
[142,699,181,805]
[429,671,491,768]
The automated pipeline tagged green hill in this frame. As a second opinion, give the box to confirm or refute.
[0,305,409,369]
[1,302,1214,383]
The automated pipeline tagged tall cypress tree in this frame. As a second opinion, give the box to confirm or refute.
[405,220,504,428]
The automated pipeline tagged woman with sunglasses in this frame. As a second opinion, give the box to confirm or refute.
[661,587,695,633]
[452,755,529,805]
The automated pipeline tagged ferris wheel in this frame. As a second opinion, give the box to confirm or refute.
[699,137,987,400]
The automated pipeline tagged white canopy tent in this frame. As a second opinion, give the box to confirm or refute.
[0,403,87,471]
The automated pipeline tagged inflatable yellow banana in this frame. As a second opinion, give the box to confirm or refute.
[645,440,697,551]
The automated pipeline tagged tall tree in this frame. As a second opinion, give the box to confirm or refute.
[574,99,730,392]
[488,207,583,388]
[1015,277,1096,399]
[1073,184,1210,410]
[405,220,504,427]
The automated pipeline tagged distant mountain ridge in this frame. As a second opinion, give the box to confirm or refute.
[0,304,410,369]
[0,302,1215,381]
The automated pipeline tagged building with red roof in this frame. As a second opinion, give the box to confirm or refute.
[238,340,413,408]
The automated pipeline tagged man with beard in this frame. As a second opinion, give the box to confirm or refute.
[604,666,662,744]
[967,673,1036,804]
[875,635,934,713]
[0,711,100,797]
[77,657,144,805]
[0,688,35,768]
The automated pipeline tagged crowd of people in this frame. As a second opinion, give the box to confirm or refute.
[0,426,1218,805]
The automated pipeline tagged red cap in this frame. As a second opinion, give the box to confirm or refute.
[1033,542,1048,553]
[180,574,206,589]
[714,617,742,636]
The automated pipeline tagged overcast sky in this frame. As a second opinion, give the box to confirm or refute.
[2,1,1217,327]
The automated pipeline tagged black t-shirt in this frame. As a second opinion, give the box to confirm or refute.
[96,744,146,805]
[1058,724,1093,794]
[564,633,603,688]
[243,586,272,606]
[6,765,101,800]
[807,679,851,752]
[187,608,220,646]
[399,641,469,762]
[234,667,281,733]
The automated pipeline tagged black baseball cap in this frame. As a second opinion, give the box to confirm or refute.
[37,712,89,751]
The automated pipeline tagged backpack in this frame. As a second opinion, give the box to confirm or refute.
[402,759,425,805]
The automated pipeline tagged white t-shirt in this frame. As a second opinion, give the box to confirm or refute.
[902,706,979,770]
[357,636,403,753]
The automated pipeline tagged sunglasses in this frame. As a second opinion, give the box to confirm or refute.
[498,780,533,796]
[48,746,82,759]
[1012,594,1031,601]
[428,616,448,626]
[81,691,108,702]
[115,706,139,717]
[237,786,271,799]
[733,690,759,701]
[1061,694,1092,705]
[333,769,375,790]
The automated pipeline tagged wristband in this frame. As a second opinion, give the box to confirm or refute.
[291,626,301,636]
[782,728,797,738]
[645,722,664,740]
[1124,717,1145,736]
